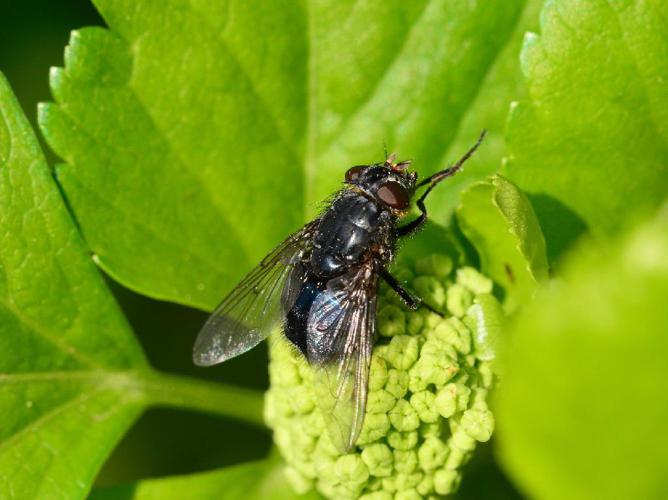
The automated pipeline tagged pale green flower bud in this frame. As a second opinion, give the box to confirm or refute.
[409,355,459,392]
[365,475,383,491]
[433,468,461,495]
[335,454,369,490]
[412,276,446,309]
[384,368,409,399]
[435,383,471,418]
[361,443,393,477]
[478,361,495,389]
[266,253,499,499]
[393,449,418,473]
[377,305,405,337]
[382,335,419,370]
[360,492,392,500]
[301,410,325,437]
[395,471,424,490]
[286,384,315,414]
[389,399,421,432]
[461,408,495,442]
[444,446,470,471]
[415,253,453,280]
[395,488,421,500]
[422,309,443,329]
[368,356,389,391]
[432,319,471,355]
[291,426,317,455]
[314,431,340,459]
[456,266,493,294]
[418,436,449,471]
[357,413,391,445]
[419,336,457,360]
[367,389,397,414]
[416,473,434,496]
[387,429,418,450]
[406,313,424,336]
[381,476,396,493]
[449,425,477,452]
[470,389,489,410]
[409,390,439,423]
[268,358,301,387]
[447,317,472,354]
[418,421,441,438]
[446,283,474,317]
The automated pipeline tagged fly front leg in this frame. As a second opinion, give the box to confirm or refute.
[395,212,426,238]
[380,268,443,317]
[395,177,434,238]
[397,131,487,239]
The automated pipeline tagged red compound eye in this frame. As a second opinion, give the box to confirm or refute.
[345,165,365,182]
[377,181,410,210]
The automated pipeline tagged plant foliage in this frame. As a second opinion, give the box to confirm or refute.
[0,0,666,498]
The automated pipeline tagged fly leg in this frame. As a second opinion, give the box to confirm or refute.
[381,269,443,317]
[396,130,486,239]
[395,161,460,238]
[395,187,430,238]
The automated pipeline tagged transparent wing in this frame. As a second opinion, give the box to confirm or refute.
[307,262,378,452]
[193,222,317,366]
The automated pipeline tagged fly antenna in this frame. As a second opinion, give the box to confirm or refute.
[415,130,486,189]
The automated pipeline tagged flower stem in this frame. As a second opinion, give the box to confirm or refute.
[137,369,266,428]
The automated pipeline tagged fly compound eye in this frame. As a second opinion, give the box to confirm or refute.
[377,181,410,210]
[345,165,365,182]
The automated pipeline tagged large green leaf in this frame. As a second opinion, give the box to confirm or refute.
[0,72,265,499]
[91,458,320,500]
[39,0,527,311]
[431,0,542,217]
[505,0,668,260]
[495,207,668,500]
[0,71,145,498]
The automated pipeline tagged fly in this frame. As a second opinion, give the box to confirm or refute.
[193,131,487,451]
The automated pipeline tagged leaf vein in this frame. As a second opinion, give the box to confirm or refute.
[0,301,104,370]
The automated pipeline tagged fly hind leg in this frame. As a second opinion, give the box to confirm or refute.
[380,269,443,317]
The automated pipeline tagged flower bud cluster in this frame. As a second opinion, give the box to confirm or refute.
[265,254,501,499]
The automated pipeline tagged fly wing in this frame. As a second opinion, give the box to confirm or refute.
[307,261,378,452]
[193,222,317,366]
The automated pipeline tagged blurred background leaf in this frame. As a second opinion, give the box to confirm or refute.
[505,0,668,262]
[38,0,529,311]
[495,205,668,500]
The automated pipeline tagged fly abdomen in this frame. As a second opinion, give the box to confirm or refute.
[284,275,324,357]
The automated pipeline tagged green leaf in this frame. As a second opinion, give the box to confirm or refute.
[0,72,265,498]
[430,0,543,217]
[39,0,527,310]
[495,207,668,500]
[456,174,548,312]
[505,0,668,260]
[0,71,145,498]
[90,458,321,500]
